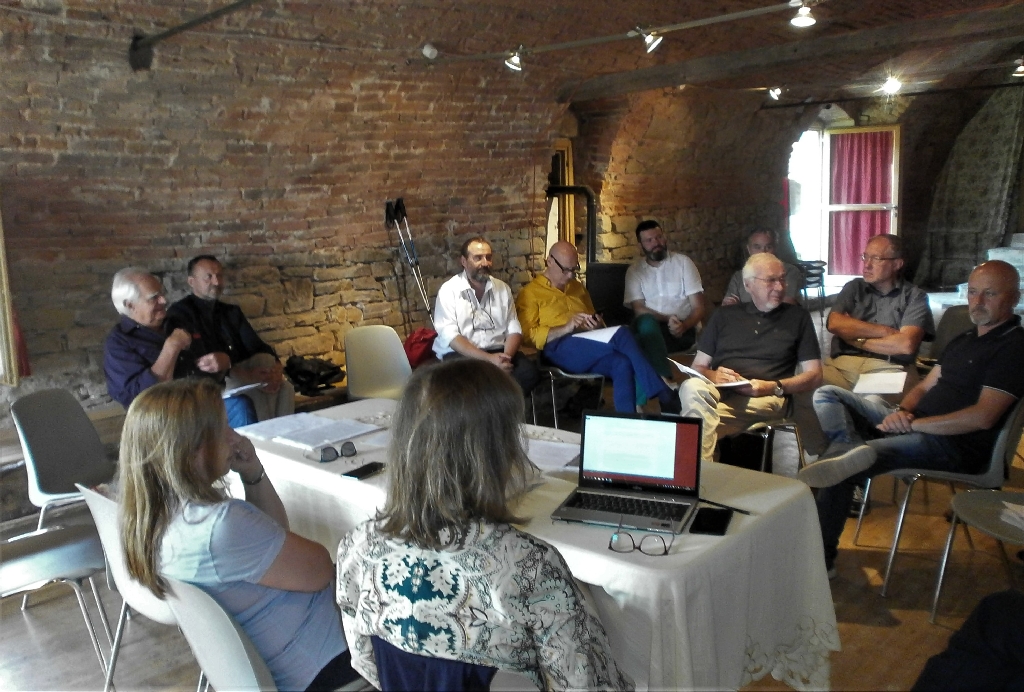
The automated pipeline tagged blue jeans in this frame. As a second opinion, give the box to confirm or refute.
[544,327,671,412]
[812,385,964,565]
[225,395,258,428]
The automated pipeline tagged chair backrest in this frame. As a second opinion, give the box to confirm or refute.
[76,484,177,626]
[163,577,277,692]
[929,305,972,361]
[987,395,1024,488]
[344,326,412,400]
[371,636,496,692]
[12,389,116,508]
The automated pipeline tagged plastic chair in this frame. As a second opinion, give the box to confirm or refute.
[930,490,1024,623]
[0,524,114,677]
[917,305,972,374]
[12,389,117,531]
[77,484,192,692]
[530,364,605,430]
[163,577,277,692]
[344,326,412,400]
[797,260,827,351]
[860,396,1024,597]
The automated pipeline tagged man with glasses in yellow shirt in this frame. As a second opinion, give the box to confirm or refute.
[515,241,679,414]
[824,234,934,395]
[432,236,540,395]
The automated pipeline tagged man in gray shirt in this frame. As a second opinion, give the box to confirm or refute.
[824,234,934,396]
[722,229,802,307]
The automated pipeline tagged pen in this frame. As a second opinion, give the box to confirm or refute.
[699,497,752,516]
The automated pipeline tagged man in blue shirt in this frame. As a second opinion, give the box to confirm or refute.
[103,267,192,408]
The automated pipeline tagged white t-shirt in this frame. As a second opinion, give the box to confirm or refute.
[432,272,522,357]
[160,499,346,691]
[623,252,704,320]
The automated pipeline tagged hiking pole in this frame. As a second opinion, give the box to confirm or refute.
[385,198,432,320]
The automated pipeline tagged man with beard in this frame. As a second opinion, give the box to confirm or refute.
[624,220,707,378]
[166,255,292,425]
[677,253,823,463]
[432,237,539,395]
[799,260,1024,577]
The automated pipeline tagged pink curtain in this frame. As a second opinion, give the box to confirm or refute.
[829,131,893,274]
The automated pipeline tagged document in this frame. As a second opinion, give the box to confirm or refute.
[669,359,751,389]
[1000,501,1024,531]
[222,382,265,398]
[526,438,581,472]
[237,412,381,450]
[852,371,907,395]
[571,325,621,344]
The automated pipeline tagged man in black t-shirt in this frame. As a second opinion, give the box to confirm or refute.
[800,260,1024,574]
[678,253,823,462]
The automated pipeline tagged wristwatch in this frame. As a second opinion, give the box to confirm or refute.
[773,380,784,397]
[855,337,868,348]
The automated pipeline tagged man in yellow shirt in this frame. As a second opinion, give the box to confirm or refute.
[516,241,680,414]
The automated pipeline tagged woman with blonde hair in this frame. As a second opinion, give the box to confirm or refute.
[336,359,631,691]
[119,378,358,691]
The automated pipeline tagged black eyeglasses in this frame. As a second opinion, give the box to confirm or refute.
[319,441,357,463]
[549,255,580,275]
[861,254,899,263]
[608,519,676,556]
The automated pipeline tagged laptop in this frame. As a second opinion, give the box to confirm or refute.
[550,410,702,534]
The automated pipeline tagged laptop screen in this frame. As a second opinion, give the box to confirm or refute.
[579,411,701,495]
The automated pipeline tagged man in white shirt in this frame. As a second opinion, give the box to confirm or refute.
[432,237,540,395]
[624,220,707,378]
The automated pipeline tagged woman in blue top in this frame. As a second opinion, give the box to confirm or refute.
[119,378,358,691]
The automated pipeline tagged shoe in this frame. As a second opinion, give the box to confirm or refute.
[797,445,876,488]
[826,564,838,580]
[848,483,870,519]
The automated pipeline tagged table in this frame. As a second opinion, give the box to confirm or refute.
[242,399,840,691]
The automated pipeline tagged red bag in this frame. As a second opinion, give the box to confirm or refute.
[403,328,438,368]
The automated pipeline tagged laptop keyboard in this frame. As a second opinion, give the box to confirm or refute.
[568,492,690,522]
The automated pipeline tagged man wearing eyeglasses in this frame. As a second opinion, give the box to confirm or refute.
[824,234,934,395]
[678,253,823,463]
[624,220,707,378]
[432,237,540,396]
[516,241,680,414]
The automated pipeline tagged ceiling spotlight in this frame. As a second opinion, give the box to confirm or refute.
[790,4,816,28]
[768,87,782,100]
[1013,58,1024,78]
[421,43,438,60]
[504,47,523,72]
[880,76,902,94]
[636,28,663,54]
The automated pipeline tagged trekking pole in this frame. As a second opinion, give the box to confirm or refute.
[385,198,432,320]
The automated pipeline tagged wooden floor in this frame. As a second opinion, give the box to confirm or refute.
[3,470,1021,691]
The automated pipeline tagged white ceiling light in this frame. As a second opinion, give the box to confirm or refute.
[421,43,438,60]
[880,76,902,94]
[637,28,663,54]
[1013,58,1024,78]
[790,4,816,28]
[504,48,523,72]
[768,87,782,100]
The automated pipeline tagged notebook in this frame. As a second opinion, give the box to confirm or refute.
[550,410,702,534]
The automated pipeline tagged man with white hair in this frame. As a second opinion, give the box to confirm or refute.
[678,253,823,462]
[103,267,192,408]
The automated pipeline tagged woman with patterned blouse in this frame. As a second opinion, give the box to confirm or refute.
[336,359,632,691]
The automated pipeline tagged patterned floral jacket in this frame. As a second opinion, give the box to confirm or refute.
[336,519,633,691]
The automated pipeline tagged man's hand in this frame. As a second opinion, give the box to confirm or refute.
[734,379,775,398]
[709,366,744,385]
[877,409,915,434]
[488,351,514,372]
[720,294,740,307]
[166,328,192,351]
[196,351,231,374]
[667,315,685,337]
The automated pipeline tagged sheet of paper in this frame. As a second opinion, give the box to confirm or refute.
[222,382,265,398]
[852,371,907,395]
[1000,501,1024,531]
[571,325,621,344]
[669,359,750,389]
[236,412,324,441]
[527,438,580,472]
[272,418,382,451]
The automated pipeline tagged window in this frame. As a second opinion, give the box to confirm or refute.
[546,139,576,250]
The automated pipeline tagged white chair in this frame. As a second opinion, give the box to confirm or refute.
[12,389,117,530]
[0,524,114,677]
[864,396,1024,597]
[77,484,193,692]
[344,326,412,400]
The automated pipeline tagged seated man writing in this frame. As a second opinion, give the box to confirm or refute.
[678,253,823,462]
[799,260,1024,576]
[516,241,679,414]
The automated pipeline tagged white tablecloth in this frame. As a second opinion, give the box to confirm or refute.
[242,399,840,691]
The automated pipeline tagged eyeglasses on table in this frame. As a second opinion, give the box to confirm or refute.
[318,441,357,463]
[608,519,676,556]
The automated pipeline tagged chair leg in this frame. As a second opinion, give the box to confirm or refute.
[530,389,538,426]
[930,512,960,623]
[853,477,873,546]
[104,601,131,692]
[67,578,109,676]
[88,576,115,648]
[549,374,559,430]
[882,475,920,597]
[197,672,209,692]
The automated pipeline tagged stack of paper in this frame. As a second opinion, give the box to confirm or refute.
[1000,501,1024,532]
[238,413,381,451]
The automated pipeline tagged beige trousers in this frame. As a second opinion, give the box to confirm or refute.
[678,378,786,463]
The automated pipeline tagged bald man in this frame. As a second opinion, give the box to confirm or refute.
[801,260,1024,576]
[678,253,823,462]
[515,241,679,414]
